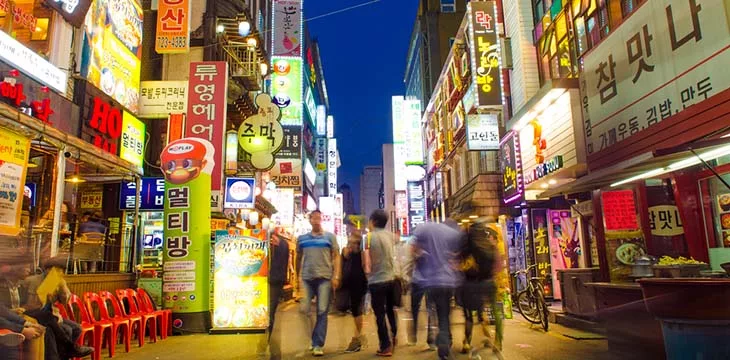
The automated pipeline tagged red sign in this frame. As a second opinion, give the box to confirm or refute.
[87,96,123,154]
[0,80,53,124]
[185,62,228,207]
[602,190,639,231]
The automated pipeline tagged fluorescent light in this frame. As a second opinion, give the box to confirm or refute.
[548,179,557,185]
[469,215,478,219]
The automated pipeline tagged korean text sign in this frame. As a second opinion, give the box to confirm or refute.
[155,0,191,53]
[500,131,523,204]
[602,190,639,231]
[468,1,502,107]
[407,181,425,234]
[530,208,553,297]
[186,62,228,209]
[138,81,188,118]
[80,0,143,113]
[327,138,337,196]
[271,58,303,125]
[213,230,269,329]
[223,177,255,209]
[581,0,730,156]
[466,113,499,150]
[270,159,302,190]
[120,111,145,172]
[119,178,165,211]
[272,0,302,57]
[160,138,214,332]
[277,126,301,158]
[0,129,29,236]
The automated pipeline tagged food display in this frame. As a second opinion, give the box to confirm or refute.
[617,242,646,266]
[657,256,707,266]
[719,194,730,212]
[722,213,730,230]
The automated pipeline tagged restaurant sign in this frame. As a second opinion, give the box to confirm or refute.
[0,30,67,93]
[467,1,502,108]
[238,94,284,171]
[270,158,302,190]
[119,177,165,210]
[466,113,499,151]
[138,81,188,118]
[524,155,563,185]
[581,0,730,156]
[156,0,191,53]
[500,131,523,204]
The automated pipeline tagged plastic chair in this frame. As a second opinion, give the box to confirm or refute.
[84,292,130,358]
[136,288,171,339]
[99,291,143,347]
[67,294,100,360]
[115,289,157,345]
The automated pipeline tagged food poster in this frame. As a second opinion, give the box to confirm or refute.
[81,0,143,113]
[718,187,730,248]
[547,210,579,300]
[646,185,687,257]
[161,138,214,332]
[213,229,269,329]
[493,220,513,319]
[530,209,553,298]
[0,128,29,235]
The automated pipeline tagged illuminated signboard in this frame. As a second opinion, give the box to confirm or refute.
[407,180,426,234]
[0,30,67,93]
[120,111,145,171]
[304,86,316,121]
[272,0,302,57]
[326,115,334,139]
[0,129,29,236]
[327,138,337,196]
[277,125,301,159]
[500,131,523,204]
[316,105,327,135]
[155,0,191,53]
[402,99,423,165]
[224,177,256,209]
[523,155,564,185]
[44,0,93,27]
[466,113,499,151]
[270,188,294,226]
[271,57,303,125]
[270,158,302,190]
[238,94,284,171]
[395,191,408,219]
[81,92,123,155]
[119,178,165,210]
[304,158,316,186]
[138,81,188,118]
[468,1,502,108]
[80,0,143,113]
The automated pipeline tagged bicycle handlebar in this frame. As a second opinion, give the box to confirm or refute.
[513,264,538,276]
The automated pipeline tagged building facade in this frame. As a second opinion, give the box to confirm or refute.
[360,166,383,218]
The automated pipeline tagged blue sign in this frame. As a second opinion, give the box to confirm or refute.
[224,177,256,209]
[119,178,165,210]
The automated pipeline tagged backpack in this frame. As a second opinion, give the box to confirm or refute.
[461,222,497,280]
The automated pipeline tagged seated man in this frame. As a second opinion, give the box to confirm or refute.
[20,256,93,359]
[0,303,44,360]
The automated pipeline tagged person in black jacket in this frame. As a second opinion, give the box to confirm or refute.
[342,226,368,353]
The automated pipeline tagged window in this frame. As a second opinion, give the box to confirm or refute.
[0,0,54,56]
[441,0,456,13]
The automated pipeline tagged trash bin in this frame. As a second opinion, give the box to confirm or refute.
[660,319,730,360]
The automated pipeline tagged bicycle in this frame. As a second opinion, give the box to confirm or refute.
[513,264,549,331]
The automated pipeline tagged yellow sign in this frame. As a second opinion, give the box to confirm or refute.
[120,111,145,171]
[155,0,190,53]
[648,205,685,237]
[80,191,103,209]
[0,128,29,235]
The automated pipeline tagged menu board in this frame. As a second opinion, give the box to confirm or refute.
[213,230,269,329]
[602,190,639,231]
[0,129,29,235]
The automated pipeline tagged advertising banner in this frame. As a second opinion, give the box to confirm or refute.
[407,181,426,234]
[270,159,302,190]
[466,113,499,150]
[278,126,301,158]
[238,94,284,170]
[395,191,408,219]
[186,62,228,209]
[601,190,639,231]
[468,1,502,108]
[500,131,523,204]
[155,0,191,53]
[272,0,302,57]
[530,208,552,297]
[0,129,29,236]
[548,210,579,299]
[581,0,730,156]
[0,30,67,94]
[161,137,214,332]
[81,0,143,113]
[138,81,188,118]
[119,178,165,210]
[213,229,269,329]
[223,177,255,209]
[270,188,294,227]
[120,111,145,172]
[397,99,424,165]
[327,138,337,196]
[271,58,302,125]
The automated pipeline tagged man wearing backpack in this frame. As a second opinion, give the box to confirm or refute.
[458,221,503,356]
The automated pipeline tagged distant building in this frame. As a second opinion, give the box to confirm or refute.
[338,183,356,215]
[359,166,383,218]
[382,144,397,232]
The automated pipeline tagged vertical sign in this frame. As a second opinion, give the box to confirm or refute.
[500,131,523,204]
[213,230,269,329]
[272,0,302,57]
[327,138,337,196]
[278,126,302,158]
[186,62,228,209]
[407,181,426,234]
[161,137,215,332]
[155,0,191,53]
[531,208,552,297]
[468,1,502,107]
[271,188,294,227]
[271,58,303,125]
[119,178,165,210]
[402,99,423,165]
[0,129,29,236]
[120,111,146,172]
[548,210,579,299]
[237,94,284,170]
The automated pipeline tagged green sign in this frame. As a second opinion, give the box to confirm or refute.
[160,137,215,332]
[271,57,302,125]
[120,111,145,172]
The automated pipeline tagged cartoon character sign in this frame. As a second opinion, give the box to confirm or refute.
[238,94,284,170]
[160,138,215,185]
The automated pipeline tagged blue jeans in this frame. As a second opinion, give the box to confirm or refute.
[299,278,332,348]
[410,283,436,345]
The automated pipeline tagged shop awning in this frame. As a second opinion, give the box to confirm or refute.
[0,102,143,177]
[540,137,730,199]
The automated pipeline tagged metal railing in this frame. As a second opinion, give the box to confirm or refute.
[220,42,262,91]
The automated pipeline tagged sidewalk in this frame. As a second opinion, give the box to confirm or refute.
[111,302,615,360]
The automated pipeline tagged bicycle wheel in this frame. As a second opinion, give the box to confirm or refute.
[516,291,541,324]
[537,292,549,331]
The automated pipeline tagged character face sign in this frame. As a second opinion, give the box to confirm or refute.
[160,139,211,184]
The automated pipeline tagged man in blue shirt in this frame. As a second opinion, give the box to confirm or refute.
[296,210,340,357]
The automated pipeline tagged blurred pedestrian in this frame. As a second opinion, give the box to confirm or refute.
[296,210,341,357]
[407,236,437,350]
[363,210,398,357]
[412,220,465,360]
[342,225,368,353]
[265,227,290,359]
[458,220,502,356]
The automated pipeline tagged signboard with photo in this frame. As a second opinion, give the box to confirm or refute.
[0,129,29,236]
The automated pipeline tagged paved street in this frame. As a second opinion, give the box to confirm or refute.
[111,301,617,360]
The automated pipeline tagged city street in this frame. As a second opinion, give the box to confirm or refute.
[113,301,615,360]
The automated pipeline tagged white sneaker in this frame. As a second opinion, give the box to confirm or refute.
[312,346,324,356]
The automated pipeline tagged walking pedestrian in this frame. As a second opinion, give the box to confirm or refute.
[341,225,368,353]
[407,240,437,350]
[363,210,398,357]
[265,227,290,359]
[412,220,465,360]
[458,220,502,356]
[296,210,341,357]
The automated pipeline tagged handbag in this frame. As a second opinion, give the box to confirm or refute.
[391,277,403,308]
[335,287,350,313]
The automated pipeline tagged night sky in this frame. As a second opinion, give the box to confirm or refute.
[305,0,418,211]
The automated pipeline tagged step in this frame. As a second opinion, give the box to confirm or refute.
[553,312,606,335]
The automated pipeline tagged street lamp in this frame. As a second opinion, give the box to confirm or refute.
[260,62,268,76]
